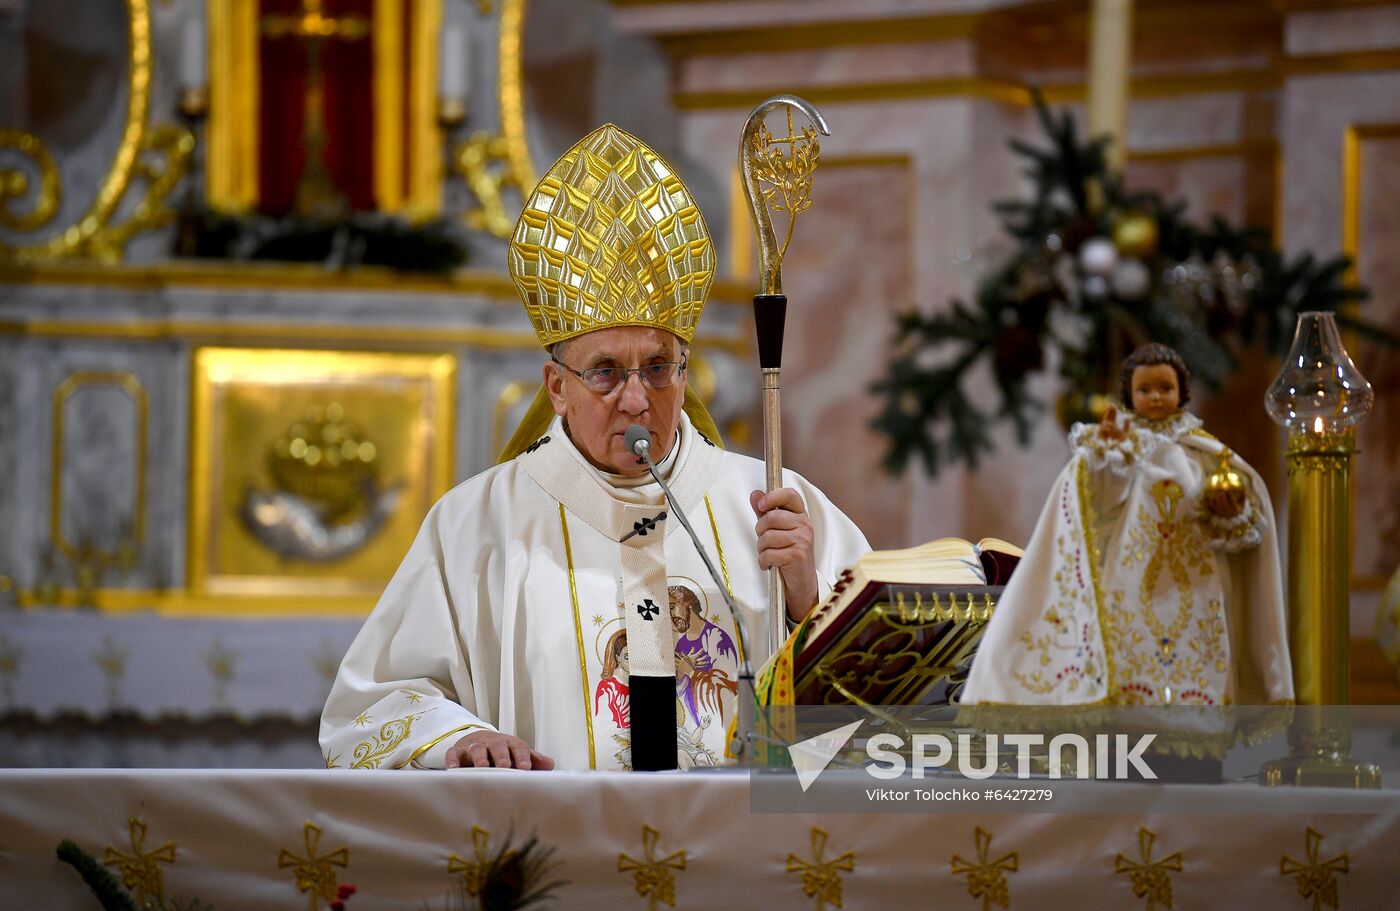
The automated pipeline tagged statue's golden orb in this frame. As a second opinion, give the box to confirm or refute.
[1204,447,1247,519]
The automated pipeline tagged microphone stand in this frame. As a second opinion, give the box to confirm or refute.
[630,430,758,767]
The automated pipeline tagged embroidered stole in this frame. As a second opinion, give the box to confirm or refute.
[517,419,723,770]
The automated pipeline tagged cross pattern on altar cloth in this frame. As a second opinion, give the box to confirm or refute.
[785,826,855,911]
[950,826,1018,911]
[102,817,177,908]
[1114,826,1183,911]
[278,820,349,911]
[447,825,515,897]
[617,824,687,910]
[1280,827,1349,911]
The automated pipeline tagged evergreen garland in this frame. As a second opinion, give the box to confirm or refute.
[177,208,469,275]
[872,95,1398,476]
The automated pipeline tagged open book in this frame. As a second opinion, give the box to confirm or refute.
[782,537,1023,706]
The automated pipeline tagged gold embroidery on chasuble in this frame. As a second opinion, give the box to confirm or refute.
[617,824,688,910]
[277,821,349,911]
[950,827,1018,910]
[560,504,598,770]
[1280,827,1349,911]
[349,710,428,768]
[785,827,855,910]
[102,817,177,908]
[1113,827,1183,911]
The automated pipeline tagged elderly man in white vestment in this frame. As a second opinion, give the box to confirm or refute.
[320,125,869,772]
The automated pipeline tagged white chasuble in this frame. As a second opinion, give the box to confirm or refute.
[960,411,1292,753]
[320,412,870,771]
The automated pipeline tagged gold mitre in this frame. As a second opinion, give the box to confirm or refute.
[508,124,715,347]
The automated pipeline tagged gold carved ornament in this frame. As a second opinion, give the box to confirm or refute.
[0,0,194,264]
[784,827,855,911]
[1279,827,1349,911]
[277,821,349,911]
[950,826,1018,911]
[102,817,177,909]
[617,824,687,911]
[453,0,535,237]
[1113,826,1183,911]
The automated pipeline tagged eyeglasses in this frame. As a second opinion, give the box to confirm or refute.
[551,355,688,395]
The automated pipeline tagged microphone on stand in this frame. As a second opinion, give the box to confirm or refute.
[625,424,758,766]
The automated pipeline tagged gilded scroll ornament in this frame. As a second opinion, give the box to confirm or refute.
[784,826,855,910]
[617,824,687,910]
[454,131,528,238]
[950,826,1018,910]
[0,130,61,231]
[1113,827,1182,910]
[1279,827,1348,911]
[0,0,194,264]
[277,821,350,911]
[102,817,177,908]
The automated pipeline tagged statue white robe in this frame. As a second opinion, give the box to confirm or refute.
[960,410,1292,753]
[320,411,870,771]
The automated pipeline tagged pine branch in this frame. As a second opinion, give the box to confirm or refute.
[56,841,138,911]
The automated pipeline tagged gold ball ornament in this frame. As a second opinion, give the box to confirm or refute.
[1203,447,1247,519]
[1055,390,1113,432]
[1113,213,1159,258]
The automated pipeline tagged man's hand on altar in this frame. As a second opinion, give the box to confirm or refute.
[445,731,556,770]
[750,488,819,622]
[1098,404,1128,442]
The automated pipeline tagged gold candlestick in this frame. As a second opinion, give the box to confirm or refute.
[1261,311,1379,788]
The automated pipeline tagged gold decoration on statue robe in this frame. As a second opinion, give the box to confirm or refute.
[508,124,715,348]
[1114,827,1182,911]
[617,824,687,911]
[448,825,515,898]
[950,827,1018,910]
[103,817,177,908]
[1279,827,1349,911]
[785,827,855,911]
[278,821,349,911]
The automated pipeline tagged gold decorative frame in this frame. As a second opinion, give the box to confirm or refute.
[0,0,193,263]
[188,347,457,612]
[1340,121,1400,591]
[50,371,149,562]
[205,0,443,217]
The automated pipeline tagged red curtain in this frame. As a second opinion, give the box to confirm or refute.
[257,0,377,215]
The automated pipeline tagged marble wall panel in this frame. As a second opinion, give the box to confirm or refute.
[677,41,978,94]
[0,338,185,592]
[1286,6,1400,56]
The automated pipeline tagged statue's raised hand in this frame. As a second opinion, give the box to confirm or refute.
[1098,404,1128,443]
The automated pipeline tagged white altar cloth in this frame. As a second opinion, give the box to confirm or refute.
[1,769,1398,909]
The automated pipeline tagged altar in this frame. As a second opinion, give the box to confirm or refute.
[1,768,1399,910]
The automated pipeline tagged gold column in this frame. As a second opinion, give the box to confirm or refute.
[1261,311,1379,788]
